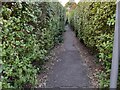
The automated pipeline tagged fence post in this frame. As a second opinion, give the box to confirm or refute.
[110,1,120,88]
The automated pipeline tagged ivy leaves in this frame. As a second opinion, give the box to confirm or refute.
[107,14,116,26]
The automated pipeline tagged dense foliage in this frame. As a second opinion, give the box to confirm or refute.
[67,2,119,87]
[1,1,65,88]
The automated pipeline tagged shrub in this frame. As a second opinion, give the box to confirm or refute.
[1,1,65,88]
[68,2,118,87]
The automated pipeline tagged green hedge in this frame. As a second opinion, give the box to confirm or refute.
[1,2,65,88]
[68,2,119,87]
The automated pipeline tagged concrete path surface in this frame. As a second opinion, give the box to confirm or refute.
[46,25,90,88]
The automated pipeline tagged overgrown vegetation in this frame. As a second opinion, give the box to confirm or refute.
[67,2,120,87]
[1,1,65,88]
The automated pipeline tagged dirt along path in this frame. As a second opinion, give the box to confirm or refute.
[45,25,93,88]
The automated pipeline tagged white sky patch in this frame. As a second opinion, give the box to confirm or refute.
[59,0,80,6]
[75,0,80,3]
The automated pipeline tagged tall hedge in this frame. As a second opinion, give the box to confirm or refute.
[1,1,65,88]
[68,2,119,87]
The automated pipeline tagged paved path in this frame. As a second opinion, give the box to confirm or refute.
[46,25,90,88]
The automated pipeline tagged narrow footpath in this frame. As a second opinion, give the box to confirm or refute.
[46,25,91,88]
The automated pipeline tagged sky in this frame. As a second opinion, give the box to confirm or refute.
[59,0,80,6]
